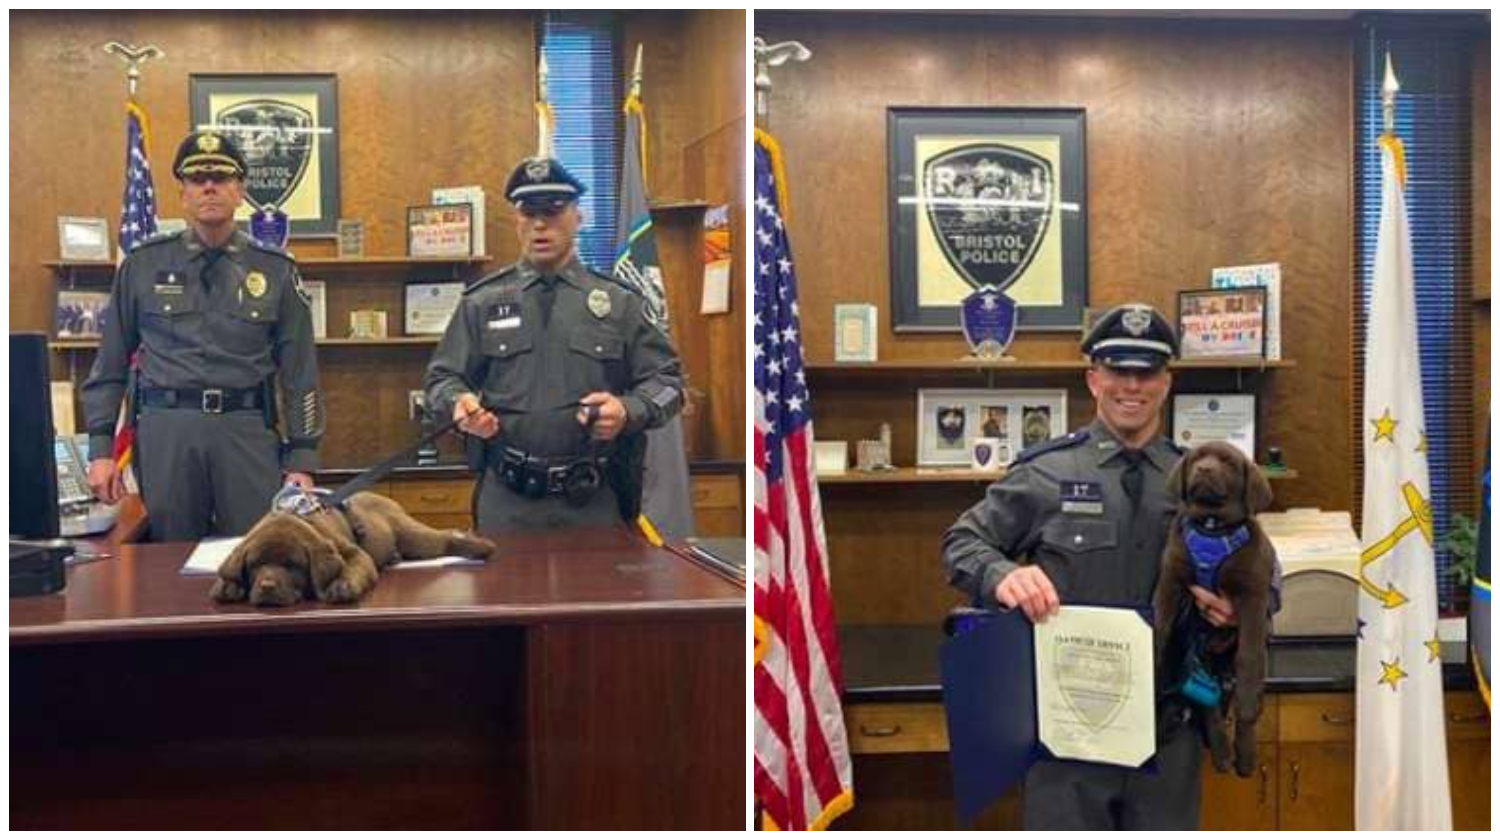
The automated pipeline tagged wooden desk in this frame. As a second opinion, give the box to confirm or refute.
[11,527,744,829]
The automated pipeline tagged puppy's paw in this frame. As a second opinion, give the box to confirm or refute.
[324,577,361,604]
[451,531,496,559]
[210,578,247,602]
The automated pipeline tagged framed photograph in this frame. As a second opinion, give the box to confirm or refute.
[1211,262,1282,360]
[405,281,464,336]
[189,74,340,237]
[888,107,1088,332]
[1177,287,1267,359]
[1171,393,1257,461]
[834,303,878,362]
[57,217,110,262]
[336,219,365,258]
[916,388,1067,467]
[407,203,473,258]
[56,290,111,338]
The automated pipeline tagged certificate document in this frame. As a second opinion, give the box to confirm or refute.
[1034,606,1155,767]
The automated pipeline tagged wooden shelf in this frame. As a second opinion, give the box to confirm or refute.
[807,358,1296,374]
[51,336,441,350]
[46,255,492,270]
[818,465,1298,484]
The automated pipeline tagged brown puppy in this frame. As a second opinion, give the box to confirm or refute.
[210,492,495,606]
[1153,441,1275,777]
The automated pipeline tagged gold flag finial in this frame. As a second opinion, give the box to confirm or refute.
[536,54,554,157]
[1381,51,1400,137]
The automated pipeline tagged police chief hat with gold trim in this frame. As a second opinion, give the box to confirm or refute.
[1082,303,1179,371]
[172,130,248,180]
[504,156,587,211]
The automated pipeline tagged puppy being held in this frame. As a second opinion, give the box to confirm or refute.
[1153,441,1277,778]
[211,487,495,607]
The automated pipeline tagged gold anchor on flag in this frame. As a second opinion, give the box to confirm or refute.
[1358,481,1432,609]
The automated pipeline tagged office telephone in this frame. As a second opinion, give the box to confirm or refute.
[56,434,118,537]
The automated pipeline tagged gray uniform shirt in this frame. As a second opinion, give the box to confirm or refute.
[423,257,684,458]
[943,419,1183,610]
[80,227,323,472]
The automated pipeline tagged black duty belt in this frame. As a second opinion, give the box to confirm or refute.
[497,446,608,504]
[139,386,265,414]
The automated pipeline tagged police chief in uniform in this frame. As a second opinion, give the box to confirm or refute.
[423,157,683,531]
[942,303,1250,830]
[83,130,322,542]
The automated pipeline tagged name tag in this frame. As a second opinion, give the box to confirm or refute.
[1060,480,1104,515]
[487,302,520,331]
[154,269,185,295]
[487,316,521,330]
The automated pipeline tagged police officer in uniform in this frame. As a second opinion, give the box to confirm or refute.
[83,130,322,542]
[423,157,683,531]
[942,303,1248,829]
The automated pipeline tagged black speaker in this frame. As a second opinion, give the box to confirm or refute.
[10,332,61,539]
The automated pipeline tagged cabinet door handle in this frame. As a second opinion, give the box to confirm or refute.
[1320,711,1353,726]
[859,723,902,738]
[1289,760,1301,802]
[419,493,452,503]
[1448,711,1486,724]
[1258,764,1269,805]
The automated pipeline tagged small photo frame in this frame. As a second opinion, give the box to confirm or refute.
[349,309,389,339]
[337,219,365,258]
[814,440,849,476]
[1177,287,1267,360]
[407,203,473,258]
[58,216,111,262]
[917,388,1067,467]
[405,281,464,336]
[301,279,327,338]
[834,303,878,362]
[1171,393,1257,461]
[56,290,111,338]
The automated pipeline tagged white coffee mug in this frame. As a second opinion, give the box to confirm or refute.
[971,437,1004,472]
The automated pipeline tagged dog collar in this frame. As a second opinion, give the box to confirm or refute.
[1182,520,1251,592]
[271,484,335,518]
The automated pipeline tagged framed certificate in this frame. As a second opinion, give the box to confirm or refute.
[58,217,111,262]
[407,203,473,258]
[404,281,463,336]
[834,303,878,362]
[1171,393,1256,460]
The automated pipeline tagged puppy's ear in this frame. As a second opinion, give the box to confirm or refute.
[1244,457,1274,514]
[219,539,252,586]
[307,537,345,593]
[1166,449,1191,503]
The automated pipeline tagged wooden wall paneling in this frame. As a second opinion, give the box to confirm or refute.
[756,12,1354,512]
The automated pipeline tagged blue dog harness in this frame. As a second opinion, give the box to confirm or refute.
[1183,520,1252,592]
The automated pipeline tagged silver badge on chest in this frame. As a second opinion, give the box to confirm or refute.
[588,288,612,319]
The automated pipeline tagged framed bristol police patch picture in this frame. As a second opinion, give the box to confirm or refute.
[189,74,340,237]
[888,107,1088,332]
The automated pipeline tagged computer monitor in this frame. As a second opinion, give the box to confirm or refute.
[10,332,61,539]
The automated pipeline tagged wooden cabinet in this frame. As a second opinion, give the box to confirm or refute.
[691,472,744,537]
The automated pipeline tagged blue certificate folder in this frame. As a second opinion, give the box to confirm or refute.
[939,607,1158,824]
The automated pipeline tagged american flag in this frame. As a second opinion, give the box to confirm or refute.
[752,128,853,831]
[118,101,159,255]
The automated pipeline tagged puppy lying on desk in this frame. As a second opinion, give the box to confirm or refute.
[211,488,495,607]
[1153,441,1276,778]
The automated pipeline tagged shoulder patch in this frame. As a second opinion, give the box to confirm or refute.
[1012,428,1091,466]
[134,229,183,250]
[464,263,519,296]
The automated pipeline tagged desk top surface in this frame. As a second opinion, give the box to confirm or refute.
[11,527,744,646]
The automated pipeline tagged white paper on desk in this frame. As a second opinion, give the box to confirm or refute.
[390,556,487,570]
[181,537,244,576]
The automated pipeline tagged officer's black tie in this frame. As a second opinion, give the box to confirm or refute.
[1120,448,1145,511]
[538,275,558,327]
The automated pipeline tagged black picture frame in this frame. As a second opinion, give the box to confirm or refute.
[1176,287,1268,360]
[189,74,340,237]
[888,107,1088,332]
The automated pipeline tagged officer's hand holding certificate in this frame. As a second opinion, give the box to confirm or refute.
[1033,605,1155,767]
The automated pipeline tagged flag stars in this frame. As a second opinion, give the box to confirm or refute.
[1424,632,1442,663]
[787,395,804,414]
[1378,657,1408,691]
[1415,431,1428,454]
[1371,409,1398,444]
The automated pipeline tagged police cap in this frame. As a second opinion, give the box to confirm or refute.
[1081,303,1178,370]
[504,156,587,211]
[173,130,248,180]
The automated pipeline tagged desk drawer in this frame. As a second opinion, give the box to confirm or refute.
[846,703,949,754]
[1279,693,1355,743]
[388,479,474,516]
[1444,691,1490,740]
[692,474,741,509]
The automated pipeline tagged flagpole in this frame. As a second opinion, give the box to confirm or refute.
[536,54,553,157]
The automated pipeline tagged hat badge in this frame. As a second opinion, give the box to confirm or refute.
[197,133,221,154]
[588,288,612,319]
[245,271,268,299]
[1122,308,1151,336]
[525,158,549,183]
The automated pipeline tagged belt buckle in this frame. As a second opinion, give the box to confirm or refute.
[202,389,224,414]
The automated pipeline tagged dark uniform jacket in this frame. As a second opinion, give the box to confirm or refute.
[423,257,683,459]
[80,227,323,472]
[943,419,1184,610]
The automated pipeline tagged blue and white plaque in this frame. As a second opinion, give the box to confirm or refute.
[960,285,1017,360]
[250,204,290,249]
